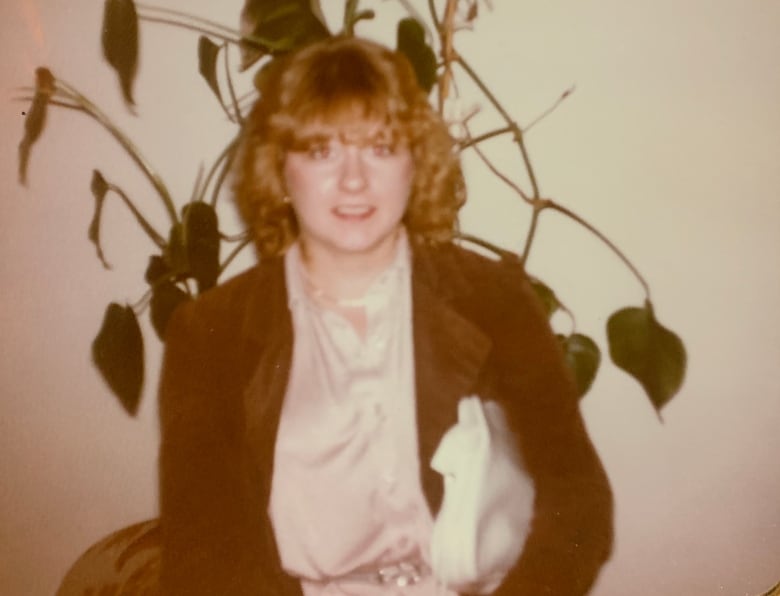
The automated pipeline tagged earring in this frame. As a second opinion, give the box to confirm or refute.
[282,195,291,204]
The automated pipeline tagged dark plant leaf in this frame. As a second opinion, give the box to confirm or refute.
[92,303,144,416]
[528,277,561,319]
[164,222,188,277]
[239,0,330,70]
[102,0,139,107]
[607,301,686,414]
[145,255,170,285]
[396,18,437,93]
[18,67,55,185]
[182,202,220,293]
[558,333,601,398]
[198,36,223,104]
[88,170,112,269]
[252,56,277,91]
[150,281,190,340]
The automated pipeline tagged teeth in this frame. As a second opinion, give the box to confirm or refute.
[334,205,372,215]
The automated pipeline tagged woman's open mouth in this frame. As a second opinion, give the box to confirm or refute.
[332,205,375,220]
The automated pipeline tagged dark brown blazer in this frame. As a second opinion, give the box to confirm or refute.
[158,240,613,596]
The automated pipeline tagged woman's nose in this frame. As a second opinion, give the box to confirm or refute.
[339,146,368,192]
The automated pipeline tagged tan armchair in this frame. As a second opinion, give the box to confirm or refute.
[57,520,160,596]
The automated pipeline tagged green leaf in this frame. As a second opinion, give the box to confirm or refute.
[198,36,223,104]
[607,301,686,414]
[558,333,601,398]
[528,277,561,319]
[88,170,111,269]
[150,282,190,340]
[102,0,139,107]
[396,18,437,93]
[18,67,55,185]
[238,0,330,69]
[92,303,144,416]
[182,202,220,293]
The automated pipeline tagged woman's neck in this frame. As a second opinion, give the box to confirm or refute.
[298,231,402,302]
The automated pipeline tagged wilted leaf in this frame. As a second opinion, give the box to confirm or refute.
[150,281,190,340]
[92,303,144,415]
[102,0,139,107]
[239,0,330,69]
[145,255,170,285]
[182,202,220,293]
[558,333,601,398]
[528,277,561,319]
[18,67,55,185]
[88,170,111,269]
[396,18,437,93]
[607,301,686,414]
[198,36,223,104]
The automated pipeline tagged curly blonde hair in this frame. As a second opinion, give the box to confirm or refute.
[233,35,465,257]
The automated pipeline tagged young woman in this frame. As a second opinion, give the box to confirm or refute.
[158,35,613,595]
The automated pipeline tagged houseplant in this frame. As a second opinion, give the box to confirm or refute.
[17,0,686,418]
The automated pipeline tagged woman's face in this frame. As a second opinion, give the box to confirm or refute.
[283,123,414,264]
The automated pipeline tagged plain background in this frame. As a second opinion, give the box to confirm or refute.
[1,1,779,594]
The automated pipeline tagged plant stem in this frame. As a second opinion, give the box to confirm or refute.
[139,13,289,54]
[455,54,540,198]
[460,125,513,149]
[54,80,178,224]
[520,204,543,264]
[223,43,244,125]
[201,137,238,206]
[524,86,575,133]
[343,0,360,35]
[221,230,251,242]
[209,139,240,208]
[137,4,241,38]
[139,15,241,44]
[454,53,513,124]
[219,235,253,274]
[543,201,652,300]
[469,139,532,203]
[436,0,459,113]
[108,183,167,248]
[455,232,519,261]
[427,0,441,29]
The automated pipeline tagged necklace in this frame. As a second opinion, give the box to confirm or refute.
[299,265,369,309]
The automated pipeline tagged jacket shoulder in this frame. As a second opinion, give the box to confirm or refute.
[448,241,525,279]
[429,241,532,307]
[163,258,283,342]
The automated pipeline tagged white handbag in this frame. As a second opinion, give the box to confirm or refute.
[429,396,535,594]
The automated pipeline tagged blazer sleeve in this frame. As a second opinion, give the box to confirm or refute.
[484,264,614,596]
[157,302,267,595]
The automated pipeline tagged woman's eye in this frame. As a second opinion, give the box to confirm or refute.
[308,144,331,159]
[372,142,394,157]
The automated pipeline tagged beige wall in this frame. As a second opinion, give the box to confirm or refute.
[1,1,778,594]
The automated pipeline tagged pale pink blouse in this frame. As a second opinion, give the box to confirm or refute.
[268,237,457,595]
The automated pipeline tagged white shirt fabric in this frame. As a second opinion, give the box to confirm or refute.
[268,235,457,596]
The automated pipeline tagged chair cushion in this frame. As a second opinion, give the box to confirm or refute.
[57,519,160,596]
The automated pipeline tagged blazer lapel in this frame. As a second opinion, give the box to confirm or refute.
[239,258,294,508]
[411,243,493,515]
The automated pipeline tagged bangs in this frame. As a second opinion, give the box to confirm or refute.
[285,112,404,151]
[270,41,412,149]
